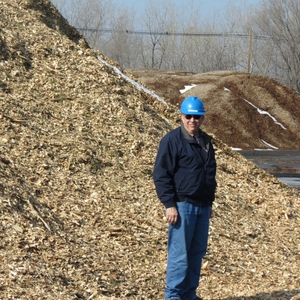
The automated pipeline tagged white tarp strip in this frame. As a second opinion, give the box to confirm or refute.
[97,56,168,105]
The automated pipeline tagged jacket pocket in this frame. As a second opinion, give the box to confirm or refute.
[175,168,205,195]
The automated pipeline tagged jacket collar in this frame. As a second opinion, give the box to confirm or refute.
[180,123,203,140]
[180,123,212,148]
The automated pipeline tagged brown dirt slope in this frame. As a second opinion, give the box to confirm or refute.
[128,69,300,150]
[0,1,300,299]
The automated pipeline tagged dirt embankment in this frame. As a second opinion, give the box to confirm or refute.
[128,69,300,150]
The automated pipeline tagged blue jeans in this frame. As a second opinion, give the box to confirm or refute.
[165,202,210,300]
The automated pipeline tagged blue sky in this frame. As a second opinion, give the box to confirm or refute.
[53,0,263,26]
[116,0,262,17]
[53,0,263,31]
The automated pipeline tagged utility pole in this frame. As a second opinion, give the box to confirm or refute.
[247,31,252,73]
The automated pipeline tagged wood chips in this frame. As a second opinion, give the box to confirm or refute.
[0,1,299,299]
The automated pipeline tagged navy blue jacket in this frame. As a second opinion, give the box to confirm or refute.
[153,124,217,208]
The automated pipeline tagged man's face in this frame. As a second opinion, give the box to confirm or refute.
[181,114,204,135]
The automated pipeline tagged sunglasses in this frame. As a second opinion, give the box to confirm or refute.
[184,114,202,120]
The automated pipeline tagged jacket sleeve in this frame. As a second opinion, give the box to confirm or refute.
[153,135,177,209]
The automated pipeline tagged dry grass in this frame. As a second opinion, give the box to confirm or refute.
[0,1,300,299]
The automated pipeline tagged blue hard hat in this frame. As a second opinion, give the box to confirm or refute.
[180,96,205,115]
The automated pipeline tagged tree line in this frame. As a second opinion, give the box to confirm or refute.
[52,0,300,92]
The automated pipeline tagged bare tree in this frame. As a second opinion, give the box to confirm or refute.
[139,0,179,68]
[52,0,114,48]
[151,0,254,73]
[102,7,138,68]
[167,1,204,71]
[251,0,300,91]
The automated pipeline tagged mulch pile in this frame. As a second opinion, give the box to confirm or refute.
[0,1,299,299]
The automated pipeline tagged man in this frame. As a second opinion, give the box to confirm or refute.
[153,96,217,300]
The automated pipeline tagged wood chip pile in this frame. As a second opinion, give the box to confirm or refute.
[0,1,299,299]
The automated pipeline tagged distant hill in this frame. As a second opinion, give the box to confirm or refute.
[1,1,300,299]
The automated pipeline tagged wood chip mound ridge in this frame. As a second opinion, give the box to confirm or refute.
[0,1,299,299]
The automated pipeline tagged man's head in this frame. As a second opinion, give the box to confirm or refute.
[180,96,205,135]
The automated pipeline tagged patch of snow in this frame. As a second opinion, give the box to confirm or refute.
[97,56,168,105]
[261,139,278,150]
[224,87,231,92]
[231,147,243,151]
[243,99,287,130]
[180,84,197,94]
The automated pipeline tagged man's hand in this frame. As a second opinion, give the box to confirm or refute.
[165,207,178,225]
